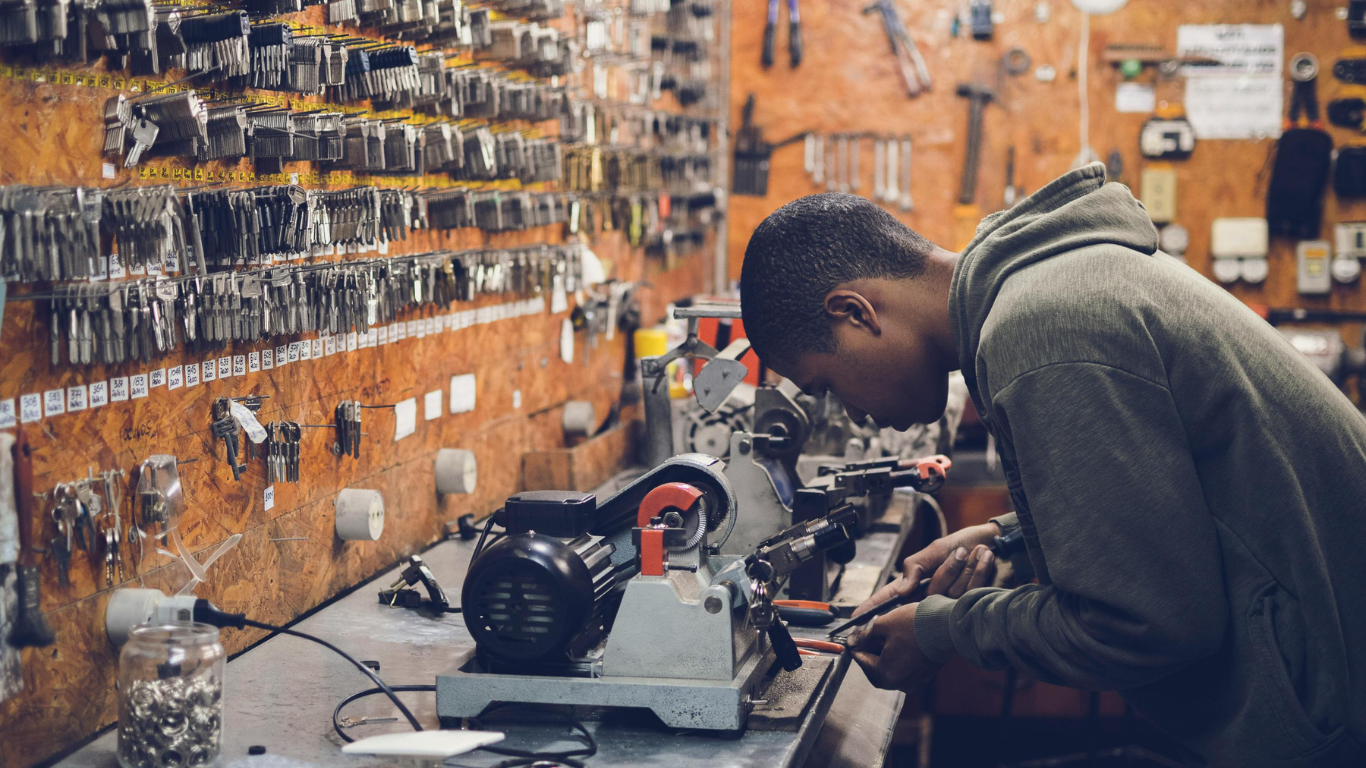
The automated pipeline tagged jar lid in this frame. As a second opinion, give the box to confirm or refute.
[127,623,222,646]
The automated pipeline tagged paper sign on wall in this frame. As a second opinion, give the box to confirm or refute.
[450,374,477,414]
[394,398,418,441]
[1177,24,1283,139]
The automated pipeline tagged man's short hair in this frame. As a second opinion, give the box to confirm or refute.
[740,193,936,367]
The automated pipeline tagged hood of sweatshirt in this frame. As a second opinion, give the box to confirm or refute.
[948,162,1160,405]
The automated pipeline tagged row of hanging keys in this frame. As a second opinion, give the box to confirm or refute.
[0,185,102,283]
[46,278,179,366]
[1,178,583,283]
[44,469,130,588]
[333,400,362,459]
[211,396,266,482]
[39,244,582,365]
[264,422,302,484]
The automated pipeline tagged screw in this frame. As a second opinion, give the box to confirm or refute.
[704,596,723,614]
[738,438,752,454]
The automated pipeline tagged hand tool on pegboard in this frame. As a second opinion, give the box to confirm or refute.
[862,0,931,98]
[761,0,802,68]
[7,427,56,651]
[733,95,809,197]
[952,81,997,249]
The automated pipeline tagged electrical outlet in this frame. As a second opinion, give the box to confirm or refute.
[1140,167,1177,223]
[1298,240,1333,294]
[1211,218,1269,258]
[1335,222,1366,258]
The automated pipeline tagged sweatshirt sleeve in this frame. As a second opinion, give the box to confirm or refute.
[913,362,1227,691]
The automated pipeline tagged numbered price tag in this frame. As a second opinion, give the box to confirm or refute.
[150,368,166,388]
[44,389,65,417]
[111,377,130,401]
[130,374,149,399]
[19,394,42,423]
[233,355,246,376]
[263,349,275,369]
[168,366,183,390]
[67,385,88,412]
[218,357,231,379]
[249,352,261,372]
[90,381,109,407]
[202,360,216,382]
[185,364,200,388]
[0,399,16,429]
[264,485,275,511]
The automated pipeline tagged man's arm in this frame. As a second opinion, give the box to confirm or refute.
[913,361,1227,691]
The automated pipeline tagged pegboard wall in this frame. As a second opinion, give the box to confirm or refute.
[0,0,725,764]
[727,0,1366,379]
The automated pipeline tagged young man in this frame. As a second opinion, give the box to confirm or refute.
[739,164,1365,767]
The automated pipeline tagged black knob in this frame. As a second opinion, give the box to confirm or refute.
[768,621,803,672]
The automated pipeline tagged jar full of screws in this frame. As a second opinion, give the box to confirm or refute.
[118,624,226,768]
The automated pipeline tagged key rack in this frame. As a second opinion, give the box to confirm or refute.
[0,0,730,762]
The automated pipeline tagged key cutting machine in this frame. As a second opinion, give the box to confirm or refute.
[436,454,860,731]
[640,304,953,602]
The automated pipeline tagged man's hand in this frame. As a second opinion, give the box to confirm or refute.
[854,538,997,619]
[900,522,1001,589]
[850,603,939,691]
[850,543,996,692]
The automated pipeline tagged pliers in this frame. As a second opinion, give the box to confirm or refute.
[762,0,802,68]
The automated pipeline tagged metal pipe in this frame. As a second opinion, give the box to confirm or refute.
[642,359,675,468]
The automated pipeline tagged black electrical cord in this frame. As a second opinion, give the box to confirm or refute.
[332,684,435,743]
[333,688,597,768]
[192,600,424,734]
[472,511,500,559]
[472,703,598,768]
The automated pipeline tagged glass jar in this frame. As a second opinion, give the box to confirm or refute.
[117,623,226,768]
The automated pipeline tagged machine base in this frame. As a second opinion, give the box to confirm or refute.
[436,647,778,731]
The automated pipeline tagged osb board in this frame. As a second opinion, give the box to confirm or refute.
[0,48,713,768]
[727,0,1366,360]
[523,419,644,491]
[0,250,705,767]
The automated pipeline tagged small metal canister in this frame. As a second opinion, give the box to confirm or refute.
[118,623,226,768]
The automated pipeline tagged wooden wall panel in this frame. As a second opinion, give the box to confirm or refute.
[0,7,717,766]
[727,0,1365,361]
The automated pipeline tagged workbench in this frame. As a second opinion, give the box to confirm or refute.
[57,488,921,768]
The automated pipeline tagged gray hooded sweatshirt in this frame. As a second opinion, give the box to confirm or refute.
[913,164,1366,767]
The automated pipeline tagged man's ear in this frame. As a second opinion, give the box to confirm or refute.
[824,290,882,336]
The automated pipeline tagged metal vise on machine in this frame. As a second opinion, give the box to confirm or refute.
[437,454,859,731]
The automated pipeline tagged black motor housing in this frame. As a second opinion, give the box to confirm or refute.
[462,532,618,665]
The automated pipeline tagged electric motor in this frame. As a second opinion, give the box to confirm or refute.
[462,532,619,665]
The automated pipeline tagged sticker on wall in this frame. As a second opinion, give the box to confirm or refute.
[424,390,443,421]
[450,374,477,414]
[394,398,418,441]
[560,318,575,364]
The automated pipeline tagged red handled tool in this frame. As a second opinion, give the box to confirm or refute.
[774,599,841,627]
